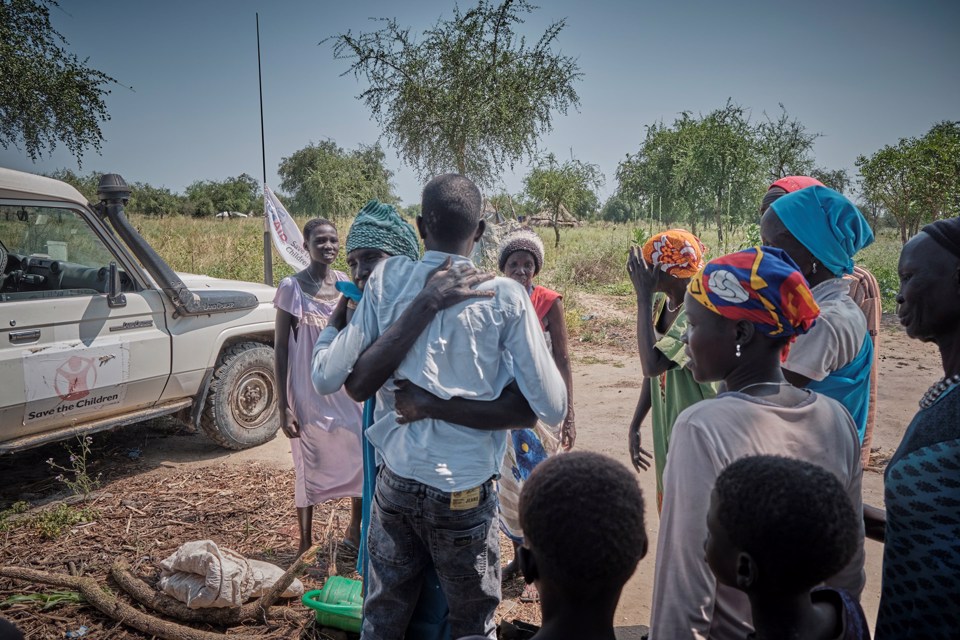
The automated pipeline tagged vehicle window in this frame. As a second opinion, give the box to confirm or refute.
[0,205,127,301]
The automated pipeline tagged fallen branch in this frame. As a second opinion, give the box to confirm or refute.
[110,543,320,626]
[249,542,320,623]
[0,565,260,640]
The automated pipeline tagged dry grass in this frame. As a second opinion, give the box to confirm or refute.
[0,427,540,639]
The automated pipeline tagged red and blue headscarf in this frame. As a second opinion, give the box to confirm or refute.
[688,247,820,346]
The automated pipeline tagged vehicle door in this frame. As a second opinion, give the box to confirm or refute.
[0,201,171,445]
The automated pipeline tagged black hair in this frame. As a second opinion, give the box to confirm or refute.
[760,186,787,215]
[303,218,336,242]
[713,455,859,595]
[420,174,483,244]
[519,451,646,598]
[0,618,25,640]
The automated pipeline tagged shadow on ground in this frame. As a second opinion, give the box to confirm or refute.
[0,417,271,508]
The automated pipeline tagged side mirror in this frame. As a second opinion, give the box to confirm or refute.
[107,261,127,308]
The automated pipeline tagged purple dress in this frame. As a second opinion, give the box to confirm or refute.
[274,275,362,507]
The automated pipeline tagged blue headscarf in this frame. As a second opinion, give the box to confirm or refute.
[769,186,874,276]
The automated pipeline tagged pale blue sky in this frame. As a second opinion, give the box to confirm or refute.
[2,0,958,206]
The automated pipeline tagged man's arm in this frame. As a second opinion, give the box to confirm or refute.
[393,379,537,430]
[342,258,494,402]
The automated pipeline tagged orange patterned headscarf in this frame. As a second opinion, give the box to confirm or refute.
[641,229,707,279]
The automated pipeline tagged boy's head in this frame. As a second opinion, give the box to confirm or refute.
[518,452,647,603]
[706,455,859,597]
[418,174,484,250]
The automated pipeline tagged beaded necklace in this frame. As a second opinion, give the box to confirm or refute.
[919,373,960,409]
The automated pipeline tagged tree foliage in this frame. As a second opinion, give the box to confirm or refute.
[616,101,769,247]
[330,0,582,187]
[524,153,603,247]
[810,167,851,193]
[277,141,396,219]
[857,121,960,243]
[0,0,117,165]
[185,174,260,218]
[756,104,819,182]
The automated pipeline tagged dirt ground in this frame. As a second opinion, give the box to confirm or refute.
[0,307,942,639]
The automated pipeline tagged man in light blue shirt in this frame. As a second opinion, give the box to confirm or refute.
[312,174,566,639]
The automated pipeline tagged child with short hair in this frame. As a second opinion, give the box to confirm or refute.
[706,455,870,640]
[460,451,648,640]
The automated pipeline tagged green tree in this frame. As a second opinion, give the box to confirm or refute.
[47,168,101,202]
[598,194,639,224]
[857,139,921,243]
[278,141,396,219]
[330,0,581,188]
[617,108,760,240]
[914,121,960,220]
[810,167,852,193]
[1,0,117,164]
[128,182,185,218]
[756,104,819,182]
[686,102,764,249]
[524,153,603,247]
[616,121,686,227]
[185,174,260,218]
[857,122,960,244]
[488,192,521,219]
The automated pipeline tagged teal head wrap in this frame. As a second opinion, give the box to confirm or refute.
[769,186,874,276]
[345,200,420,261]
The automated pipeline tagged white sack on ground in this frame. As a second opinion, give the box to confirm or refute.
[158,540,304,608]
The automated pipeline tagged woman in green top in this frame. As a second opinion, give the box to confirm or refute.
[626,229,717,512]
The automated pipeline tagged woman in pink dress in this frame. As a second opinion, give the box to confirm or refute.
[274,218,363,557]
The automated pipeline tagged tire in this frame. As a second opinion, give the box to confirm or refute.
[200,341,280,450]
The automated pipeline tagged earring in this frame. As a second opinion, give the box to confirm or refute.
[735,344,742,358]
[811,262,817,275]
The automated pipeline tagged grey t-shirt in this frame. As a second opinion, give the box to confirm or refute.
[649,391,865,640]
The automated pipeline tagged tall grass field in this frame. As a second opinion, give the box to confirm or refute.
[133,215,905,326]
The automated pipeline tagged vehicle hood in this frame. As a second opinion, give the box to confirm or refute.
[171,272,277,303]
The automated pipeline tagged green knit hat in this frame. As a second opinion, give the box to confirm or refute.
[346,200,420,261]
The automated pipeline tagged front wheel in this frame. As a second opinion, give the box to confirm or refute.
[200,341,280,450]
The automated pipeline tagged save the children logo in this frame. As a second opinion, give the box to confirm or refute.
[54,356,97,401]
[23,343,129,423]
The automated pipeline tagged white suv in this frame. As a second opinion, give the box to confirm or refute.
[0,169,280,452]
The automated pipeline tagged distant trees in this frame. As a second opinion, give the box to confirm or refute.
[185,174,260,217]
[857,121,960,243]
[524,153,603,247]
[616,101,771,246]
[277,141,396,219]
[610,102,901,247]
[1,0,117,165]
[330,0,582,188]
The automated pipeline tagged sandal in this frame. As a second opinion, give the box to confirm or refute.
[519,582,540,603]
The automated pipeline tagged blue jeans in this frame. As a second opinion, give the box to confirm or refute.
[362,467,500,640]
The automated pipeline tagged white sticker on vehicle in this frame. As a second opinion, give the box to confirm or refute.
[23,342,129,423]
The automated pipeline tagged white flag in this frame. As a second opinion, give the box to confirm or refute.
[264,186,309,271]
